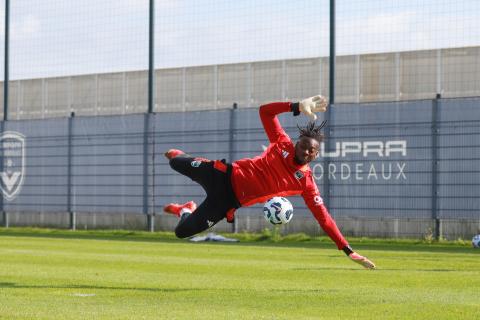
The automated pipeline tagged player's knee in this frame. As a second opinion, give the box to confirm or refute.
[169,157,181,170]
[169,157,176,168]
[174,225,193,239]
[174,229,186,239]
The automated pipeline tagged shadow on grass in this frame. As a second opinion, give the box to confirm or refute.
[0,282,207,293]
[379,268,466,272]
[291,267,465,272]
[0,230,180,245]
[291,267,364,271]
[0,282,335,294]
[0,228,475,254]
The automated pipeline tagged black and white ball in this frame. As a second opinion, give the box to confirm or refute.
[263,197,294,225]
[472,234,480,248]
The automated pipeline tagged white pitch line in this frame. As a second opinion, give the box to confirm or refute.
[72,293,96,297]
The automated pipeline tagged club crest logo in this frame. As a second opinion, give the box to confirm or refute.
[191,160,202,167]
[0,132,26,200]
[294,170,304,180]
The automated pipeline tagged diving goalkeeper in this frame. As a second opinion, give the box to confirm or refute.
[164,96,376,269]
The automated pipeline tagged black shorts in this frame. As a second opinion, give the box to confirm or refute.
[169,156,241,238]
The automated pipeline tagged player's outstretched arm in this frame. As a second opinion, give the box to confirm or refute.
[342,245,376,269]
[299,95,328,120]
[304,193,376,270]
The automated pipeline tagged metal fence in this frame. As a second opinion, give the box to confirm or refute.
[1,46,480,120]
[2,1,480,120]
[0,96,479,238]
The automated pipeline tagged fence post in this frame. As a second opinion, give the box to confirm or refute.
[432,93,441,240]
[322,105,334,209]
[329,0,335,105]
[147,214,155,233]
[150,114,157,232]
[2,0,9,225]
[146,0,156,232]
[68,112,76,230]
[2,211,8,228]
[229,103,238,233]
[4,0,9,121]
[144,113,155,232]
[324,0,335,211]
[0,117,6,227]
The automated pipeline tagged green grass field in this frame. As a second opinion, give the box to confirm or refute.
[0,228,478,320]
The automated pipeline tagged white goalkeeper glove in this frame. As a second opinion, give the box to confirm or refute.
[299,95,328,120]
[348,252,376,270]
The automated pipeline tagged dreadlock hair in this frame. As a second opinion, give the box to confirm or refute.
[297,120,327,143]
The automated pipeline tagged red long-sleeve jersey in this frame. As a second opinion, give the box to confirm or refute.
[231,102,348,250]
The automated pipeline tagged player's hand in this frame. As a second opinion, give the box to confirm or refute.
[348,252,376,269]
[299,95,328,120]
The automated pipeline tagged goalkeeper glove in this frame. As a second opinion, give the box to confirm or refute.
[299,95,328,120]
[348,252,376,269]
[343,245,376,269]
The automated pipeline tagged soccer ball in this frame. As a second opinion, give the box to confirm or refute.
[263,197,294,225]
[472,234,480,248]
